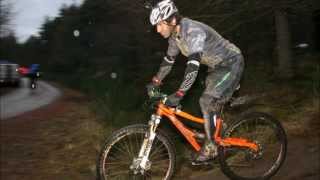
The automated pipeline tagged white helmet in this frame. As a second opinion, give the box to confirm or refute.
[149,0,178,26]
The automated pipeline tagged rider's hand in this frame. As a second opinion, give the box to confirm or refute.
[146,76,161,97]
[164,90,184,107]
[146,83,158,97]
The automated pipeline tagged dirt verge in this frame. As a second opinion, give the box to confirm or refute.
[1,87,104,180]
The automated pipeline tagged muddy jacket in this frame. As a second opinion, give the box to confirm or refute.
[155,17,242,94]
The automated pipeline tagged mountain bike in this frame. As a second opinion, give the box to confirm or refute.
[29,72,41,89]
[97,87,287,180]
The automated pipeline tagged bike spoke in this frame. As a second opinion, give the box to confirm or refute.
[106,169,130,177]
[111,142,131,157]
[150,141,166,158]
[134,133,144,154]
[121,136,134,157]
[150,153,170,162]
[104,160,130,168]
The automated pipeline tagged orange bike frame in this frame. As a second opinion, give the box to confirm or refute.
[156,103,258,152]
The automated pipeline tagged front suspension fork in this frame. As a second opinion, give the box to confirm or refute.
[132,114,161,173]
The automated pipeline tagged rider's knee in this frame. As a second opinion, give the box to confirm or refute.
[199,94,212,112]
[209,98,224,114]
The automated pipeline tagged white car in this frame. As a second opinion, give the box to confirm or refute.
[0,60,21,87]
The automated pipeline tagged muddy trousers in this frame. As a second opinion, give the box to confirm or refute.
[199,55,244,143]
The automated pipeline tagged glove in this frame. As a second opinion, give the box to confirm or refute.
[146,83,158,97]
[146,76,162,97]
[164,90,184,107]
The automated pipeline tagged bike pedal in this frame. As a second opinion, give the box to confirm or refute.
[189,155,219,166]
[191,160,212,166]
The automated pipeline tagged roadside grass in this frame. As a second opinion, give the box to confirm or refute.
[42,89,105,178]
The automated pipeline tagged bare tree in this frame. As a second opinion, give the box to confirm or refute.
[274,9,293,78]
[0,0,12,37]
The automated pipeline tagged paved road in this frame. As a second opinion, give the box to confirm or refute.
[0,78,61,120]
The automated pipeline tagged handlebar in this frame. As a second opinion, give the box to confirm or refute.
[146,86,182,110]
[147,86,167,102]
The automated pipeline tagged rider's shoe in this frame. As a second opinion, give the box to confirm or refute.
[192,141,218,165]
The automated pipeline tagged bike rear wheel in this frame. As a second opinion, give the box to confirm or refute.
[98,124,176,180]
[219,112,287,180]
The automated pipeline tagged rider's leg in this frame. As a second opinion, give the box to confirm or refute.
[202,97,222,143]
[194,55,244,162]
[194,95,219,162]
[200,67,231,145]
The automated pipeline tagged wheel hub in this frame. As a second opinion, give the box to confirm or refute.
[130,158,152,175]
[249,141,263,159]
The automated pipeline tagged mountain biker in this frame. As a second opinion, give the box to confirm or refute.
[18,64,41,88]
[28,64,40,77]
[18,64,41,78]
[147,0,244,162]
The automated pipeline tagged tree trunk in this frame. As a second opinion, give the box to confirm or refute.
[274,9,293,79]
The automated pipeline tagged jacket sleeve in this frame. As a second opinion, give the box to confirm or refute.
[177,26,206,94]
[154,37,180,83]
[155,55,176,82]
[178,52,201,94]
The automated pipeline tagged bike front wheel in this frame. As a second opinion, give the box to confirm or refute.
[219,112,287,180]
[98,124,176,180]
